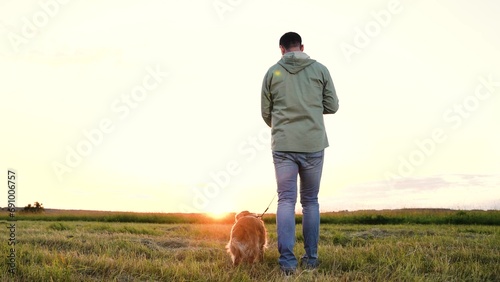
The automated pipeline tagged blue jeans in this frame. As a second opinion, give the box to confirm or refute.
[272,150,324,270]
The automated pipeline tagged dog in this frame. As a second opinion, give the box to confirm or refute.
[226,211,267,265]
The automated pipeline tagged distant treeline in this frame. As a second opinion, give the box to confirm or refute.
[307,209,500,226]
[1,208,499,225]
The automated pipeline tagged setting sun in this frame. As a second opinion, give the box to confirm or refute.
[204,204,234,220]
[206,212,230,220]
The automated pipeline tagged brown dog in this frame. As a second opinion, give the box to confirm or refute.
[226,211,267,265]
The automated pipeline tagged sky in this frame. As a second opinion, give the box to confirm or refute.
[1,0,499,214]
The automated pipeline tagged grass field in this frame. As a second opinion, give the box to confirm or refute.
[1,209,499,281]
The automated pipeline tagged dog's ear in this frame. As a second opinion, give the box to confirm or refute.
[235,211,251,221]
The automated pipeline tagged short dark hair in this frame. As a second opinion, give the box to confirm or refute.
[279,32,302,50]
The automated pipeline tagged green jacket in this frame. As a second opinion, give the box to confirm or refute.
[261,51,339,152]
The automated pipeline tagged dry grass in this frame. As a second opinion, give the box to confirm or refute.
[1,219,499,281]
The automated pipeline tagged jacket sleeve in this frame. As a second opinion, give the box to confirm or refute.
[261,71,273,127]
[322,68,339,114]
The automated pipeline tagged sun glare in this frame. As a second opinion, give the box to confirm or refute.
[205,205,234,220]
[207,212,230,220]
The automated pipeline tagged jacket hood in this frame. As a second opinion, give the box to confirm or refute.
[278,51,316,74]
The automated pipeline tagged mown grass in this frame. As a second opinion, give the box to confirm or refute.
[1,214,499,281]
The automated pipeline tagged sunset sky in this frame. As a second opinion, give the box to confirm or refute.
[1,0,499,214]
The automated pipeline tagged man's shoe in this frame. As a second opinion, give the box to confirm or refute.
[281,267,296,276]
[300,257,320,270]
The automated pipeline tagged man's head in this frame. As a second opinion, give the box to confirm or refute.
[279,32,304,55]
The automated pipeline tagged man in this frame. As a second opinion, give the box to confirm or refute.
[261,32,339,274]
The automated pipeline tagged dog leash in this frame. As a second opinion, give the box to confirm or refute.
[258,193,277,218]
